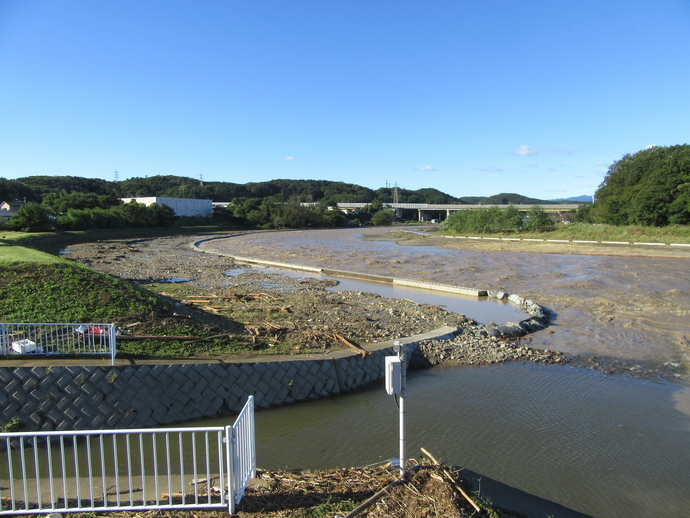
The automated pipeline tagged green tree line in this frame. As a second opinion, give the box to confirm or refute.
[443,205,555,234]
[2,175,558,206]
[7,200,177,232]
[578,144,690,226]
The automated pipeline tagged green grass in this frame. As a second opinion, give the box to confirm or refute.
[0,262,161,322]
[0,232,64,263]
[0,261,274,358]
[440,222,690,243]
[0,254,295,358]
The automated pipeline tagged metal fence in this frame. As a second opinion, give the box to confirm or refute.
[0,396,255,515]
[228,392,256,505]
[0,323,117,365]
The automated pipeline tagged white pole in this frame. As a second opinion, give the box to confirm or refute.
[397,342,407,477]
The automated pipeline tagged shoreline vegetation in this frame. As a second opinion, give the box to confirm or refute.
[438,221,690,245]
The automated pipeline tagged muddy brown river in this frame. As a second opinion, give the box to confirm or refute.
[197,228,690,518]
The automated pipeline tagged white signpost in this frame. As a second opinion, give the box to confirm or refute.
[385,341,407,477]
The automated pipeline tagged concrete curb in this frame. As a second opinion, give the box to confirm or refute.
[193,233,549,338]
[402,229,690,249]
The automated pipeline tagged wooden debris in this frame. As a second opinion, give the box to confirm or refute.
[334,333,371,358]
[269,305,292,313]
[183,334,231,345]
[106,487,142,496]
[245,292,277,301]
[264,322,282,330]
[244,325,261,336]
[342,478,404,518]
[420,447,480,513]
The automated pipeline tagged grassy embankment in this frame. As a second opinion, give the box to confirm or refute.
[0,230,292,359]
[441,221,690,243]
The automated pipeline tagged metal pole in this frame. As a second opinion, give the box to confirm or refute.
[395,342,407,478]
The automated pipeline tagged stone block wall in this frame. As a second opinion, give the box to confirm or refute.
[1,346,404,432]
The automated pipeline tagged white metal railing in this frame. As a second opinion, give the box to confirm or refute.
[229,393,256,505]
[0,323,117,365]
[0,396,255,515]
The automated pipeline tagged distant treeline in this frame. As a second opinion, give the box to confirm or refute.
[0,175,554,206]
[0,175,560,232]
[580,144,690,226]
[4,142,689,231]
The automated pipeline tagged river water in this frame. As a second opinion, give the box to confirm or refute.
[197,228,690,518]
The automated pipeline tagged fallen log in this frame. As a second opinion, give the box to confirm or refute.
[245,292,277,300]
[334,334,371,358]
[183,334,231,345]
[264,322,283,330]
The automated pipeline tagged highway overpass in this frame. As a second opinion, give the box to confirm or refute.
[335,202,581,222]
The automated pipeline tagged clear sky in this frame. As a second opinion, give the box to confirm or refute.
[1,1,689,199]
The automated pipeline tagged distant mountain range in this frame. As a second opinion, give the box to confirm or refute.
[549,195,593,202]
[1,175,592,206]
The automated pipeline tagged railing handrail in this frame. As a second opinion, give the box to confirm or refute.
[0,396,255,515]
[0,322,117,365]
[0,322,115,326]
[1,426,227,438]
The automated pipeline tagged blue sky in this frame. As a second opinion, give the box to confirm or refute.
[1,1,689,199]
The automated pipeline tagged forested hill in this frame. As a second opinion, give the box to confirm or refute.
[456,193,555,205]
[1,175,558,205]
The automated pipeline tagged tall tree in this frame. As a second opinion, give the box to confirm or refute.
[594,144,690,226]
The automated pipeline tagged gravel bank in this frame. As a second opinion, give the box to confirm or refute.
[60,233,576,368]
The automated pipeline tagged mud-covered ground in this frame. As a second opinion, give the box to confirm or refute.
[62,234,575,367]
[198,228,690,380]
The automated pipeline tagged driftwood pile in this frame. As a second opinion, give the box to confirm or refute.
[118,293,373,355]
[235,449,513,517]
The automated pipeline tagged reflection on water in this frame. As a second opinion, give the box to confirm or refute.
[193,363,690,518]
[673,386,690,426]
[234,265,525,324]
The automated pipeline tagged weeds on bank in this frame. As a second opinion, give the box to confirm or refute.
[0,262,158,322]
[440,222,690,243]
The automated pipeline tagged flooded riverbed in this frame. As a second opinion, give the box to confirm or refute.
[201,228,690,365]
[197,228,690,517]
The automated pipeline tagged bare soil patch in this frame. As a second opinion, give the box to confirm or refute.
[61,234,575,369]
[62,236,477,358]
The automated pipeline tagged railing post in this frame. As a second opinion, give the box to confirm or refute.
[248,395,256,479]
[110,324,117,365]
[0,323,7,356]
[225,425,235,515]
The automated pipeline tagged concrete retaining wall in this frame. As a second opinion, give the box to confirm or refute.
[0,344,418,432]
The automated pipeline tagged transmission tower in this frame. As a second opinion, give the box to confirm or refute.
[199,173,204,186]
[393,182,399,204]
[114,170,119,182]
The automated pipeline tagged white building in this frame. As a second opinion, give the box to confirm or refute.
[119,197,213,218]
